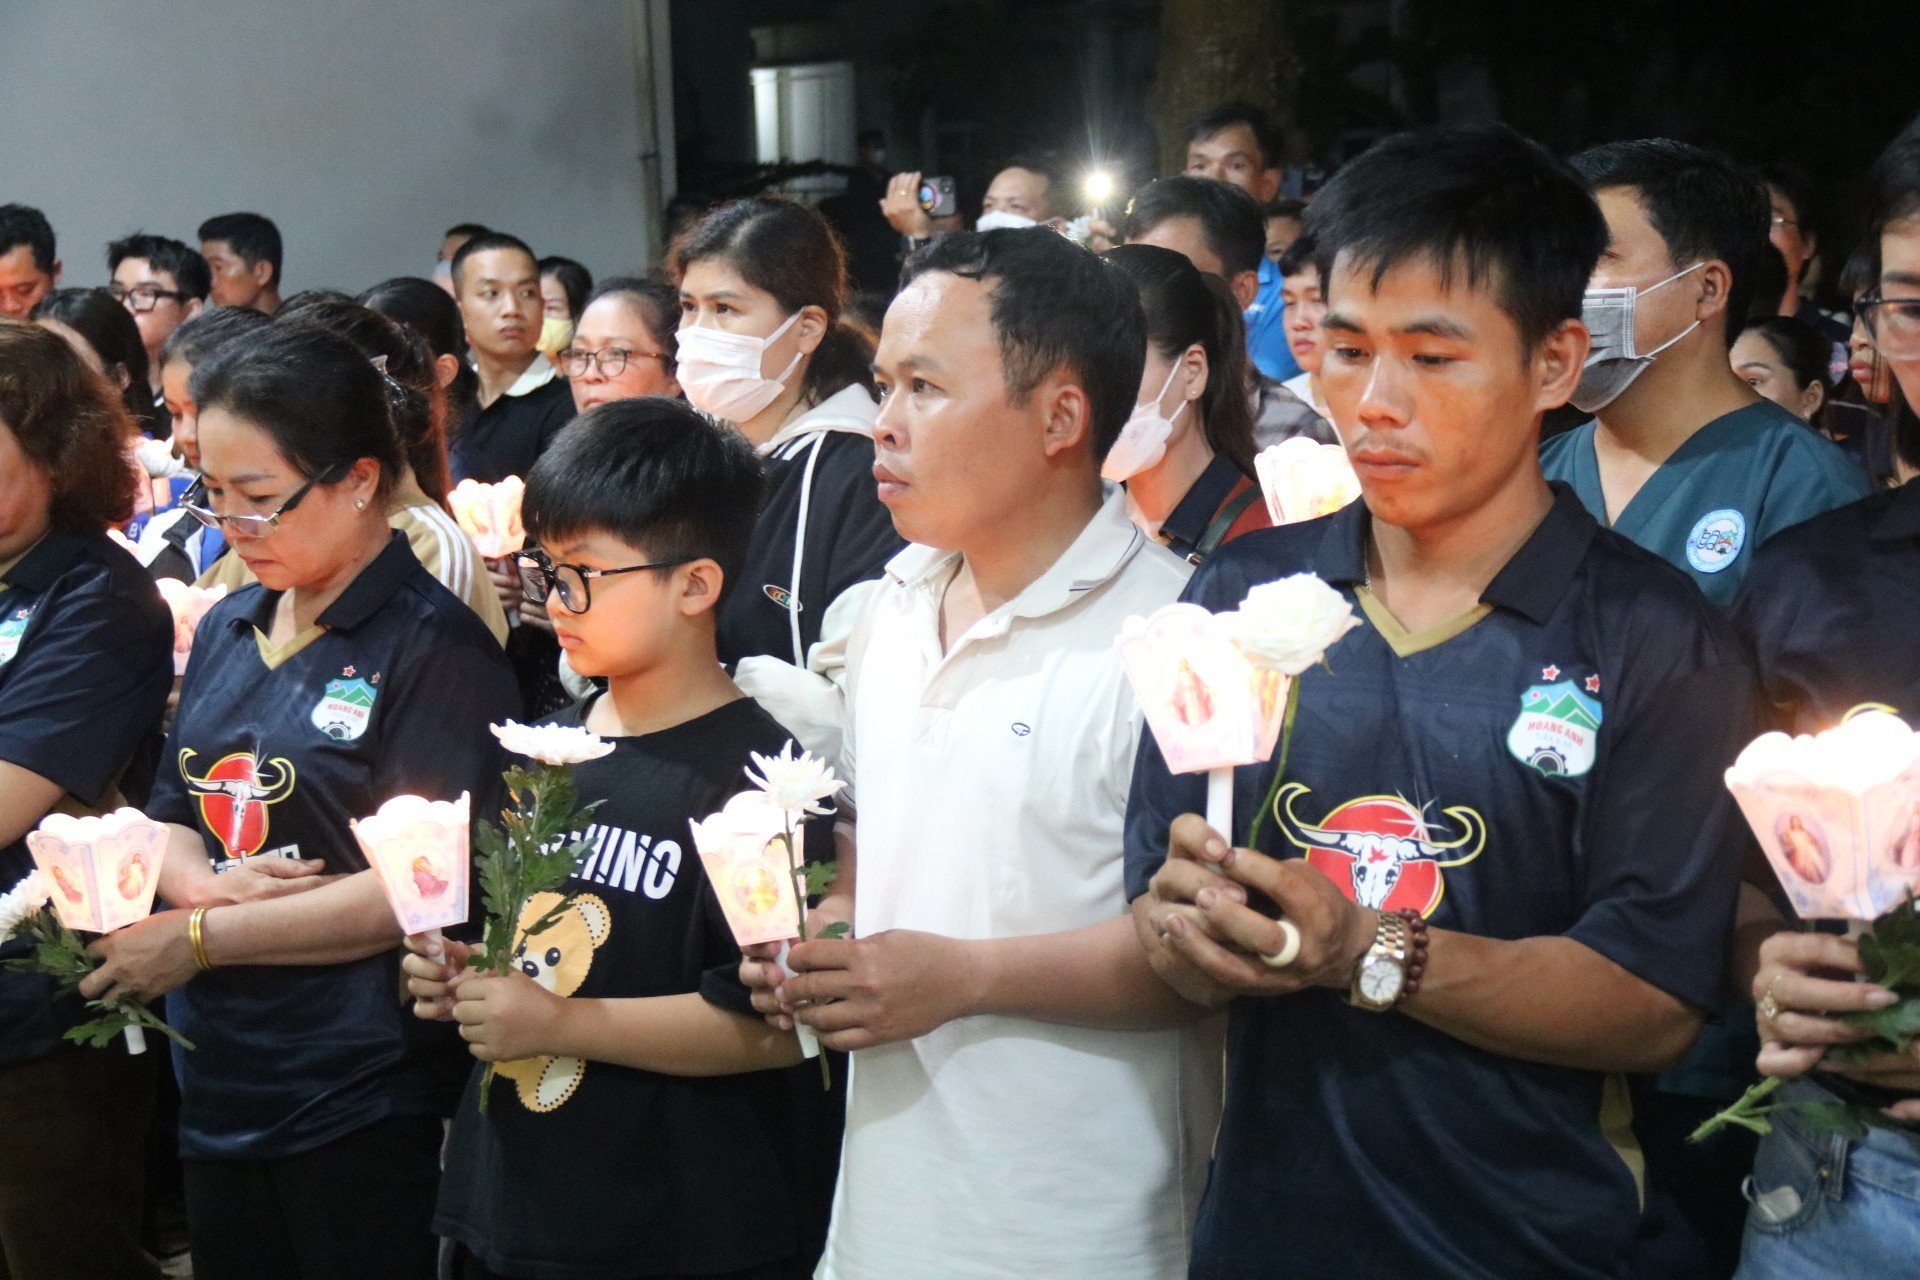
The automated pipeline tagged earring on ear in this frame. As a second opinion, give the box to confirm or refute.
[355,499,366,510]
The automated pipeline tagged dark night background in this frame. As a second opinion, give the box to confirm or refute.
[673,0,1920,285]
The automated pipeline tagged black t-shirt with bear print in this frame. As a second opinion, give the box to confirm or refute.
[435,695,839,1280]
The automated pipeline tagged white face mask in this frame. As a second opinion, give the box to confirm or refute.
[676,310,805,422]
[1102,362,1188,483]
[975,209,1039,233]
[1570,262,1704,413]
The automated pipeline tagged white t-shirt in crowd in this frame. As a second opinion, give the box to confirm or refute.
[821,492,1218,1280]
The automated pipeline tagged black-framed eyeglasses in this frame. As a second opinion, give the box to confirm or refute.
[181,463,350,538]
[515,550,693,614]
[108,283,192,314]
[1858,293,1920,353]
[556,346,672,379]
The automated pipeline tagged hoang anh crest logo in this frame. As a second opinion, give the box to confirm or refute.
[178,749,296,859]
[311,668,380,741]
[1275,783,1485,917]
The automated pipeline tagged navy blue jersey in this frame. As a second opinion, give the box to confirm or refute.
[1123,487,1757,1279]
[147,533,519,1159]
[0,531,171,1069]
[1541,401,1866,607]
[436,695,836,1279]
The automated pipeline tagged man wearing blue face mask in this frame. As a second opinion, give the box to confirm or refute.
[1541,140,1865,611]
[1540,138,1868,1280]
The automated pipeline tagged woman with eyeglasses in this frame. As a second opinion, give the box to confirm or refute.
[81,322,519,1280]
[189,299,510,644]
[673,198,902,760]
[0,321,173,1280]
[561,276,681,412]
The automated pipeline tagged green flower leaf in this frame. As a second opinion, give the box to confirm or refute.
[817,921,851,940]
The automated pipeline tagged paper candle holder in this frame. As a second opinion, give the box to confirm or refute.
[156,579,228,676]
[1255,438,1361,526]
[352,793,472,936]
[448,477,526,560]
[26,808,167,934]
[1117,603,1288,777]
[691,790,803,948]
[1724,710,1920,921]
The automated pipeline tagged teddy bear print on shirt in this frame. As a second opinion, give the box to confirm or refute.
[497,891,612,1113]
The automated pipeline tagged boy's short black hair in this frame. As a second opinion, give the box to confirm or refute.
[451,231,537,289]
[1122,176,1266,278]
[107,232,211,300]
[1571,138,1771,349]
[1276,232,1318,280]
[523,398,766,604]
[1306,125,1606,353]
[900,228,1146,459]
[197,212,283,286]
[1187,102,1280,170]
[0,204,56,273]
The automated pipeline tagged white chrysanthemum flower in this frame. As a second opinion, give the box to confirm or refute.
[0,872,50,939]
[490,720,615,767]
[1228,574,1361,676]
[745,741,846,818]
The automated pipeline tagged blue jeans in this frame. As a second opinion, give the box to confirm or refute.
[1734,1080,1920,1279]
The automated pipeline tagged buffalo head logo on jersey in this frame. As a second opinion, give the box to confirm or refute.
[1274,783,1485,917]
[178,750,297,859]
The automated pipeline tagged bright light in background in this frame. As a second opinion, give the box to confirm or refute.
[1083,169,1116,205]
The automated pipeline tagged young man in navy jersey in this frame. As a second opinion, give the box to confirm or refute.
[404,398,835,1280]
[1126,126,1759,1279]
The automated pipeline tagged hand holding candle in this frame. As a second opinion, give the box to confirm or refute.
[1117,575,1358,967]
[6,810,191,1054]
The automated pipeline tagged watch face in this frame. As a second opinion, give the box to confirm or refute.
[1359,956,1404,1006]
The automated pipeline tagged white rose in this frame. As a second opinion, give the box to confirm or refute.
[745,741,846,818]
[490,720,615,767]
[0,871,50,939]
[1228,574,1361,675]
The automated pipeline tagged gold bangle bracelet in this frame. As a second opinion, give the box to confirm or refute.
[188,907,212,972]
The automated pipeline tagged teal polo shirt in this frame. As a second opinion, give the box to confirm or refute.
[1540,400,1868,607]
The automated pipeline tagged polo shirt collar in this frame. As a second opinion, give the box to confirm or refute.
[226,531,416,636]
[1158,453,1245,556]
[885,489,1148,624]
[501,357,558,399]
[1873,480,1920,542]
[1,529,87,592]
[1312,482,1597,625]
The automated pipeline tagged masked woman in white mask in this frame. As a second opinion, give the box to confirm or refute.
[673,197,902,760]
[1100,243,1270,562]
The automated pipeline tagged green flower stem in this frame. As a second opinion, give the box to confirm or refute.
[473,761,601,1114]
[782,814,834,1091]
[1244,675,1302,852]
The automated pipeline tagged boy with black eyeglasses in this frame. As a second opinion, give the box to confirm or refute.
[403,397,837,1280]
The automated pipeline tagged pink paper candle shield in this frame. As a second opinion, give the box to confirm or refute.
[1724,711,1920,921]
[155,579,228,676]
[25,808,167,933]
[1255,438,1362,525]
[352,793,472,936]
[690,791,803,948]
[448,477,527,559]
[1117,603,1288,776]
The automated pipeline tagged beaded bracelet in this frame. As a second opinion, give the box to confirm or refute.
[1392,908,1429,1000]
